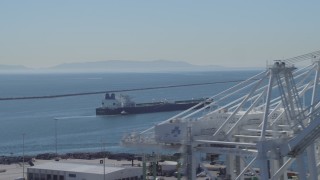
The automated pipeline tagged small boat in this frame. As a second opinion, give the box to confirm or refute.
[96,93,211,115]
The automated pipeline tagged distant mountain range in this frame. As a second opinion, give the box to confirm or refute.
[0,60,262,73]
[51,60,226,72]
[0,64,30,70]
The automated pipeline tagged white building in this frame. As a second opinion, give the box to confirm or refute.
[27,161,142,180]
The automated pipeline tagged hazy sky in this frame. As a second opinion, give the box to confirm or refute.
[1,1,320,68]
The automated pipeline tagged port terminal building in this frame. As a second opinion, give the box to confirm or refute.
[27,161,142,180]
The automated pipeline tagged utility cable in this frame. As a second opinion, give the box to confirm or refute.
[0,79,251,101]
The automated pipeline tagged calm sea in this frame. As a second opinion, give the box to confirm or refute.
[0,71,260,156]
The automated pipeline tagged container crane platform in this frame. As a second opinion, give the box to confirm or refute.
[122,50,320,180]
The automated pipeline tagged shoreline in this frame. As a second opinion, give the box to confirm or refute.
[0,151,181,165]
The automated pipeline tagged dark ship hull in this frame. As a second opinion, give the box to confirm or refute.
[96,100,206,115]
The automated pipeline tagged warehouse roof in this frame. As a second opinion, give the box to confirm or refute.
[28,161,138,175]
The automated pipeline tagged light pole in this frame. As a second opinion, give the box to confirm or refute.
[101,140,106,180]
[22,133,25,179]
[54,118,58,157]
[104,149,106,180]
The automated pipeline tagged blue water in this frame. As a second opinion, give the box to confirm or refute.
[0,71,259,156]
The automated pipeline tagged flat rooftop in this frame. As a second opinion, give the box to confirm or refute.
[0,158,140,180]
[28,161,136,174]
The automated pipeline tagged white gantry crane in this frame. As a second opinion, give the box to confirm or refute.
[122,50,320,180]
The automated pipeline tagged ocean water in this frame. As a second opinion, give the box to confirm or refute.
[0,71,259,156]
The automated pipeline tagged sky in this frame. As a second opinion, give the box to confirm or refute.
[1,0,320,68]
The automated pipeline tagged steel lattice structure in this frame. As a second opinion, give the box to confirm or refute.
[122,50,320,180]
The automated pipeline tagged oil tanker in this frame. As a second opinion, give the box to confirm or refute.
[96,93,211,115]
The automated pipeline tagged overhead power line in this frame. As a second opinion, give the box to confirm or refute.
[0,79,249,101]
